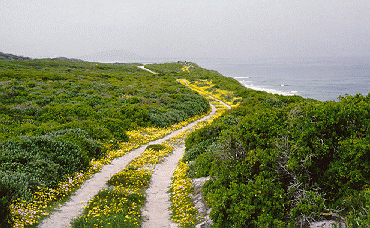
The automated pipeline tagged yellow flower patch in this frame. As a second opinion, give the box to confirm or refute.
[170,161,197,227]
[128,146,174,170]
[72,142,175,227]
[181,66,190,73]
[9,113,208,227]
[177,79,241,107]
[168,79,240,227]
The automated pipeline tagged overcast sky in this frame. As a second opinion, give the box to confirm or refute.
[1,0,370,60]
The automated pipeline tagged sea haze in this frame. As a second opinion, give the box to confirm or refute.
[196,56,370,102]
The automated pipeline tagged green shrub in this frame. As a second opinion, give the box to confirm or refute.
[187,151,215,178]
[49,128,107,159]
[64,119,112,141]
[290,190,325,226]
[185,124,223,150]
[121,104,151,129]
[0,179,16,228]
[0,136,88,188]
[126,96,142,104]
[185,89,370,226]
[343,189,370,227]
[0,130,102,225]
[102,118,129,141]
[182,138,214,162]
[150,109,186,128]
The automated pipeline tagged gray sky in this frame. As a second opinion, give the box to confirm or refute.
[1,0,370,59]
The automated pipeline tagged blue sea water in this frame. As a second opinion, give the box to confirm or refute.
[196,56,370,102]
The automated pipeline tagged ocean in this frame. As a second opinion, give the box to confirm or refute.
[195,56,370,102]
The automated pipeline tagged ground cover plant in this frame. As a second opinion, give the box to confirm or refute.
[146,62,244,105]
[0,56,210,227]
[170,161,197,227]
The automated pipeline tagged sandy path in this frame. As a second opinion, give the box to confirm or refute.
[142,145,186,228]
[39,145,147,228]
[141,104,220,227]
[39,104,215,228]
[137,65,157,74]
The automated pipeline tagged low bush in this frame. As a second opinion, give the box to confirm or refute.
[0,178,16,227]
[121,104,151,129]
[49,128,107,160]
[146,144,167,151]
[182,138,214,163]
[186,151,216,178]
[0,129,105,225]
[102,118,129,141]
[185,89,370,226]
[64,119,112,141]
[0,135,89,188]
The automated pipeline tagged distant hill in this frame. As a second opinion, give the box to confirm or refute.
[0,51,32,60]
[0,51,85,62]
[0,50,146,63]
[41,57,84,62]
[79,50,145,63]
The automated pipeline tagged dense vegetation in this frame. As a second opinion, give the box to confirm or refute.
[0,57,209,227]
[148,62,370,226]
[182,80,370,225]
[1,55,370,227]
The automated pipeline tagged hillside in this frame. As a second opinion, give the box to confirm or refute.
[0,52,32,61]
[0,55,210,227]
[1,54,370,227]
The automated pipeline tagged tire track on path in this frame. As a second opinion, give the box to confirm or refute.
[142,144,186,228]
[142,99,230,227]
[39,104,216,228]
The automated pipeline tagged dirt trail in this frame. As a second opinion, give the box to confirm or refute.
[39,104,216,228]
[141,104,222,227]
[137,65,157,74]
[39,65,226,227]
[141,145,186,228]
